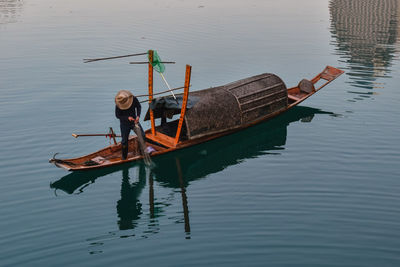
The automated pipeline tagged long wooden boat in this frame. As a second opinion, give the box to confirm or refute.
[51,106,333,192]
[50,54,343,171]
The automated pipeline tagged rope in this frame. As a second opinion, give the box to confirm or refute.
[160,73,177,100]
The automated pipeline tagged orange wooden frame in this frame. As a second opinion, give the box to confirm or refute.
[174,65,191,145]
[148,50,156,135]
[145,53,192,148]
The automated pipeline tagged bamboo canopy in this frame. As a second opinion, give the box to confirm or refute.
[145,73,288,140]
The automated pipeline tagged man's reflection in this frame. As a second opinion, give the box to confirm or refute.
[116,166,146,230]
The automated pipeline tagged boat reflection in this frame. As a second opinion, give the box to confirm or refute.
[329,0,400,100]
[152,106,333,187]
[51,106,334,239]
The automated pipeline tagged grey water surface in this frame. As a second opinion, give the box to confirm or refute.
[1,0,400,266]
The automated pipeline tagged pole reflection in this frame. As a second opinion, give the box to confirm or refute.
[176,158,191,238]
[116,165,146,230]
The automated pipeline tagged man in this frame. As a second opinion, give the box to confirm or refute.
[115,90,146,160]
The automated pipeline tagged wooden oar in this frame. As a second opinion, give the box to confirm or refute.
[72,133,121,138]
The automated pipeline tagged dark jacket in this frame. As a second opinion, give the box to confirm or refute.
[115,97,142,126]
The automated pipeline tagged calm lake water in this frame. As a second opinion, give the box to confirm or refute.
[1,0,400,266]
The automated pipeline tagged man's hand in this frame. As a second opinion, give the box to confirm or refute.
[128,116,135,122]
[135,116,140,123]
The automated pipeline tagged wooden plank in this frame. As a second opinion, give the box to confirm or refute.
[288,94,301,101]
[146,132,176,148]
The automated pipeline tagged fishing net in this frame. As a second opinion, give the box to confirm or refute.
[134,123,153,166]
[149,50,165,73]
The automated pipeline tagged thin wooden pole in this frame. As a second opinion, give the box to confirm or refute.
[174,65,191,145]
[138,84,193,104]
[71,133,121,138]
[148,50,156,135]
[129,61,175,64]
[136,85,189,98]
[83,52,147,63]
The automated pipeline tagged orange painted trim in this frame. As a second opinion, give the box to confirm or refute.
[146,131,176,148]
[174,65,191,145]
[148,50,156,135]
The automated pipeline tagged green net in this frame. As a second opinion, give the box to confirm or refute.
[149,50,165,73]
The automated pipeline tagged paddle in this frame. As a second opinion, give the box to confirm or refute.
[72,127,119,145]
[71,133,121,138]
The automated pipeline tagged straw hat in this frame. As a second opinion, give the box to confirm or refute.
[115,90,134,110]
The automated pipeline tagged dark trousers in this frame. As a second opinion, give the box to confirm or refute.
[120,122,146,159]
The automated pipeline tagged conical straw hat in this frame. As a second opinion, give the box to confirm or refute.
[115,90,133,110]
